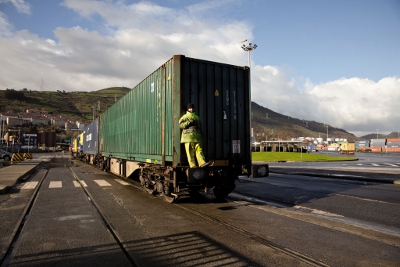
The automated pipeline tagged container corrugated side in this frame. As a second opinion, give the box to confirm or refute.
[369,147,382,152]
[83,118,99,155]
[386,142,400,148]
[179,56,251,166]
[99,59,175,164]
[38,132,56,147]
[386,147,400,152]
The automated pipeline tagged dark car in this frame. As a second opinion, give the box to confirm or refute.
[361,148,372,153]
[0,149,12,161]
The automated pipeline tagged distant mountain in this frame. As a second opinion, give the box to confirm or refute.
[250,102,360,141]
[360,132,399,140]
[1,87,389,141]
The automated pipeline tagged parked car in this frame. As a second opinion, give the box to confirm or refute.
[0,149,12,161]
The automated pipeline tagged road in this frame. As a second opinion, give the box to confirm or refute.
[0,152,399,266]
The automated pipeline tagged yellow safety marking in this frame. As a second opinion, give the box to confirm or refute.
[11,153,25,162]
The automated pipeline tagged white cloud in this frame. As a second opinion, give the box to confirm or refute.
[251,64,400,135]
[0,12,13,37]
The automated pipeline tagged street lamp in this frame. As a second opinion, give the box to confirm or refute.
[241,41,257,152]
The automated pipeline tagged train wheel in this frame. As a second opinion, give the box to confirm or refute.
[213,183,236,200]
[212,187,229,199]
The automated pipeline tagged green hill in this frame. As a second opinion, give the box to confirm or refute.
[0,87,131,121]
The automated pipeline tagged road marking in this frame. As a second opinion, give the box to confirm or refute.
[336,194,391,204]
[293,205,344,218]
[371,163,380,166]
[49,181,62,188]
[384,163,399,167]
[21,181,38,190]
[94,180,112,187]
[114,179,130,185]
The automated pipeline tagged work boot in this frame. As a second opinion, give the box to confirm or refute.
[200,162,209,168]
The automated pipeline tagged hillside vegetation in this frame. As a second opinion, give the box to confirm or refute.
[0,87,130,121]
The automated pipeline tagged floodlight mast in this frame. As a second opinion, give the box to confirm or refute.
[241,43,258,67]
[241,41,257,157]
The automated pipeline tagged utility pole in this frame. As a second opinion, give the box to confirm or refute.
[326,125,329,144]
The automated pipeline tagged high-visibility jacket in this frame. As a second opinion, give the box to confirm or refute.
[179,111,203,143]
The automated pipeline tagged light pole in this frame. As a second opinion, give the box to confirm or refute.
[326,125,329,144]
[376,129,379,139]
[241,41,257,152]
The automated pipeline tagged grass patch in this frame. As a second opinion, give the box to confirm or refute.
[252,152,357,162]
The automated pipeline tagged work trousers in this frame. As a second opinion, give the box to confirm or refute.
[184,142,206,168]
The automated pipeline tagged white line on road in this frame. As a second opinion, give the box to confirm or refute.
[21,181,38,190]
[49,181,62,188]
[384,163,399,167]
[94,180,112,187]
[336,194,391,204]
[114,179,130,185]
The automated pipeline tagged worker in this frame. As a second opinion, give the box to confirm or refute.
[179,103,209,168]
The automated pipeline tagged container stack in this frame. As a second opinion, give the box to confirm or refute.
[355,140,370,151]
[386,138,400,152]
[370,139,386,152]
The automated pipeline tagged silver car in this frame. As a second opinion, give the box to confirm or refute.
[0,149,12,161]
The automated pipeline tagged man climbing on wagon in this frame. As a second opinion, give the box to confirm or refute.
[179,103,209,168]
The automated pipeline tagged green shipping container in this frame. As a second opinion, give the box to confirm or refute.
[99,55,251,167]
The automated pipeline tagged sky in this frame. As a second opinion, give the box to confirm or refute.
[0,0,399,137]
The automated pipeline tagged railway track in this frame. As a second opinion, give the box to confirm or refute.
[1,167,48,267]
[70,168,139,267]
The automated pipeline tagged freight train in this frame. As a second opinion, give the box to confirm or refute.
[71,55,269,202]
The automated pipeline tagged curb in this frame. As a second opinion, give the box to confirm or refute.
[0,161,44,194]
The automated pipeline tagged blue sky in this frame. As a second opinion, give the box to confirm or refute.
[0,0,399,136]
